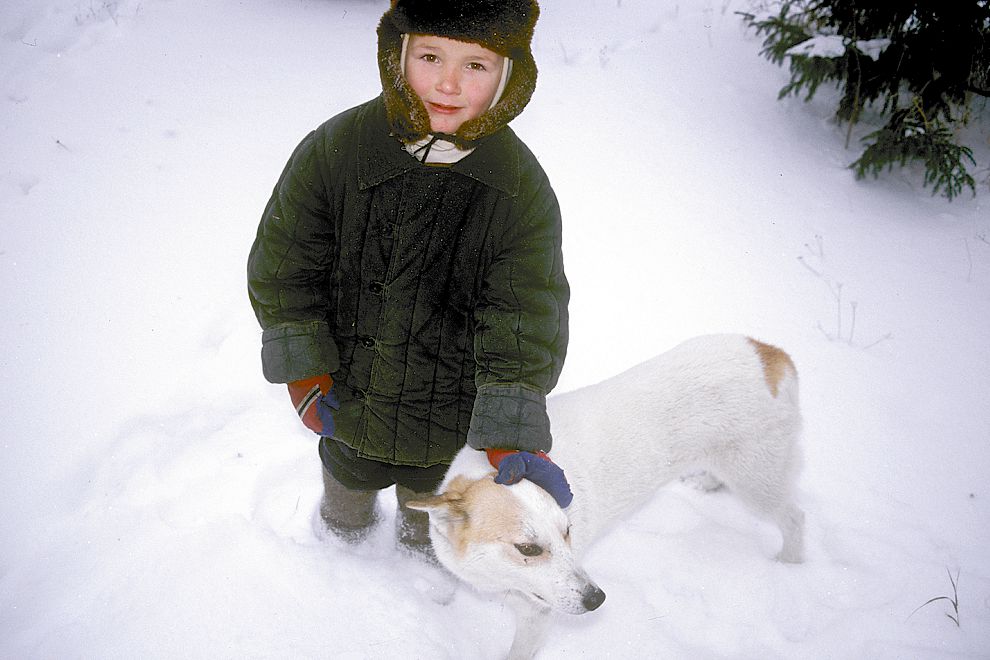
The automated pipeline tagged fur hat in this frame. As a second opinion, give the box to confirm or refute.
[377,0,540,147]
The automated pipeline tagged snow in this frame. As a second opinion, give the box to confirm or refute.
[853,38,892,62]
[783,35,892,62]
[2,0,988,658]
[785,35,847,60]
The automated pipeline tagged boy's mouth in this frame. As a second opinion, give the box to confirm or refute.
[427,102,463,115]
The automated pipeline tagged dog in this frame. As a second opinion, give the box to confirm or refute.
[408,334,805,659]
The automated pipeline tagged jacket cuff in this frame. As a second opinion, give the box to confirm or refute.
[466,384,552,453]
[260,321,340,383]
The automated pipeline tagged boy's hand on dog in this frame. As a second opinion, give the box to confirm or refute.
[486,449,574,508]
[287,375,340,437]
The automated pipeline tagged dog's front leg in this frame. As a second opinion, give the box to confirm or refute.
[505,591,551,660]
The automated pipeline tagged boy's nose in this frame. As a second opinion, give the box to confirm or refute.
[436,68,461,95]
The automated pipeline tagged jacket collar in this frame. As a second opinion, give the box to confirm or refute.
[357,96,520,197]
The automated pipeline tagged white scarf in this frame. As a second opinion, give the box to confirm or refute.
[404,134,473,164]
[400,34,512,164]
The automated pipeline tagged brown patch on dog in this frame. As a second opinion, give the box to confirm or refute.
[407,473,526,557]
[747,338,796,397]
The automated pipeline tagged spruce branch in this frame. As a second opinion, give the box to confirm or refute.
[741,1,988,200]
[851,106,977,200]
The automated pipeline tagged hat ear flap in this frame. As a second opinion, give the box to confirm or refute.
[377,15,432,142]
[456,52,537,145]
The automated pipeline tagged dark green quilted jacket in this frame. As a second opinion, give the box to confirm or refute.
[247,96,568,467]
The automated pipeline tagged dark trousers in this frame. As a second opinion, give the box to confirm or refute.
[318,437,449,553]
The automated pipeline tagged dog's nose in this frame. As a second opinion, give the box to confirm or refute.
[582,585,606,611]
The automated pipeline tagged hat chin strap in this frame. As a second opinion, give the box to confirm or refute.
[405,132,467,164]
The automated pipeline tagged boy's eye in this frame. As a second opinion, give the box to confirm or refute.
[420,53,438,63]
[514,543,544,557]
[467,62,488,72]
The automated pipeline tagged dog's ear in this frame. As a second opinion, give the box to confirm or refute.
[407,476,474,525]
[406,491,468,525]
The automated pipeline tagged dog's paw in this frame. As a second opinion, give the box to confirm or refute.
[775,549,804,564]
[681,470,724,493]
[411,565,459,605]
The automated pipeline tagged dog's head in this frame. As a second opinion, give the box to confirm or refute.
[407,474,605,614]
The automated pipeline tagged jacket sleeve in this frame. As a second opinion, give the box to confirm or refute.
[467,174,569,453]
[247,129,340,384]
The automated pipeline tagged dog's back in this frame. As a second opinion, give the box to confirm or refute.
[548,334,803,558]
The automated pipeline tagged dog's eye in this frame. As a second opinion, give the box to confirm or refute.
[514,543,544,557]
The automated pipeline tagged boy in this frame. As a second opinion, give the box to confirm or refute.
[247,0,570,556]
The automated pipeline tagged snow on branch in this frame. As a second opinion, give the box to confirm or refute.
[785,35,891,61]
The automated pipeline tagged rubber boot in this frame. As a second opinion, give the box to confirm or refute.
[319,468,380,543]
[395,485,436,561]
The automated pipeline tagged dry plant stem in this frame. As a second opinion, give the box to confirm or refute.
[797,255,823,278]
[965,238,973,283]
[909,568,961,627]
[833,282,843,341]
[801,235,891,349]
[859,332,893,350]
[848,300,857,345]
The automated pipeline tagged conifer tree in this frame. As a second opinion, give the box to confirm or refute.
[740,0,990,200]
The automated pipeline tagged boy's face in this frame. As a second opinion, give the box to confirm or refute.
[405,34,505,135]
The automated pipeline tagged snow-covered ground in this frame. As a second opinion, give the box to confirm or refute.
[2,1,988,657]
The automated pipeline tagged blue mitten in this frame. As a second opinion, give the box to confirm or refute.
[314,386,340,436]
[489,450,574,508]
[288,375,341,437]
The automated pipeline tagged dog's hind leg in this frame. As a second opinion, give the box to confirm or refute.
[723,472,805,563]
[505,592,551,660]
[771,502,805,563]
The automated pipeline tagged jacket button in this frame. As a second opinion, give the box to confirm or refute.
[369,281,384,295]
[360,336,376,348]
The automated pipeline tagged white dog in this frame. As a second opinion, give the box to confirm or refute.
[408,334,805,659]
